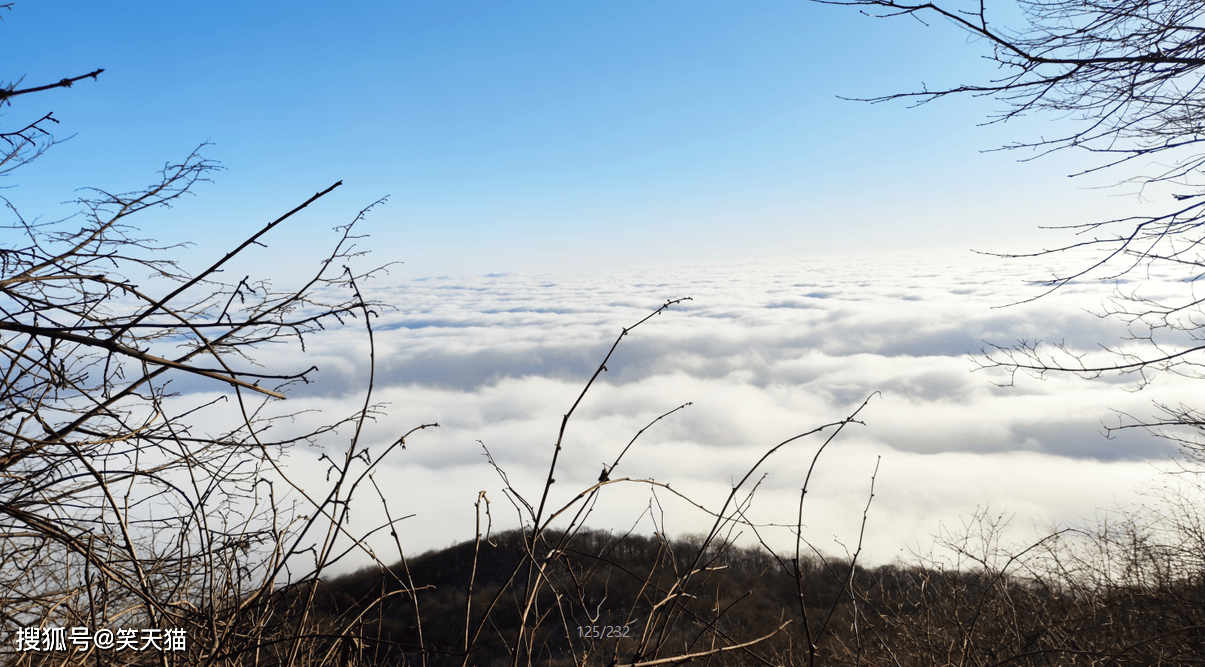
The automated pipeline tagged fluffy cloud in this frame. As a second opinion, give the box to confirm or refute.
[164,250,1199,573]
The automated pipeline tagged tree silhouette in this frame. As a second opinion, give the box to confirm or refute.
[0,10,438,664]
[825,0,1205,456]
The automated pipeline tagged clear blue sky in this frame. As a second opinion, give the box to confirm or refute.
[4,0,1136,276]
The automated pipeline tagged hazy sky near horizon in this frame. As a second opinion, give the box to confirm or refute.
[4,2,1196,571]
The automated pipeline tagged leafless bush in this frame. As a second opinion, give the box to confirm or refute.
[842,500,1205,667]
[0,146,436,663]
[0,46,447,666]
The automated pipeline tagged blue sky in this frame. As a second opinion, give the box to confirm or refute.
[3,0,1143,276]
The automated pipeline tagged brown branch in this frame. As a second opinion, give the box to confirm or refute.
[614,621,791,667]
[0,320,286,398]
[0,68,103,103]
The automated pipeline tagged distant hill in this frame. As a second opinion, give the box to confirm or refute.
[310,528,865,666]
[306,526,1205,666]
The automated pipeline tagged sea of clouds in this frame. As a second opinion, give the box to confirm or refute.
[174,249,1199,574]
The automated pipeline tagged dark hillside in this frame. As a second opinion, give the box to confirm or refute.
[309,526,1205,666]
[313,528,859,665]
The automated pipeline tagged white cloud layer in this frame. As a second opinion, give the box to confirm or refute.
[166,249,1200,574]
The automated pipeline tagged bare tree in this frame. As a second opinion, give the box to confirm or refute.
[0,20,446,665]
[822,0,1205,454]
[803,3,1205,663]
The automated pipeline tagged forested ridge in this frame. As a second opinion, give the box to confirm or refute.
[309,526,1205,666]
